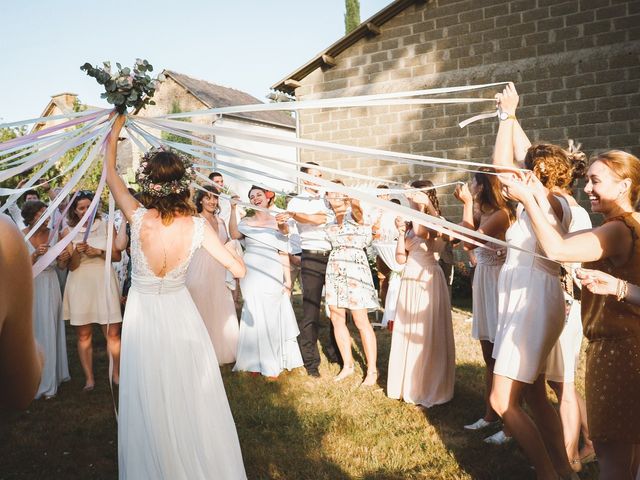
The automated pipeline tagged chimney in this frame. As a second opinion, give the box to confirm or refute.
[51,92,78,113]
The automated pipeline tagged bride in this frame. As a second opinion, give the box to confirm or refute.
[106,114,247,479]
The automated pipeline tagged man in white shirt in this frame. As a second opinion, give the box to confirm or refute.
[276,163,342,377]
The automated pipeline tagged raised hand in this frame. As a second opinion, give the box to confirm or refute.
[454,183,473,204]
[495,82,519,115]
[498,173,532,203]
[35,244,49,256]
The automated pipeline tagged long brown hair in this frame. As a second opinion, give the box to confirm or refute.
[67,191,102,227]
[474,170,515,222]
[194,185,220,214]
[410,179,441,216]
[137,151,196,225]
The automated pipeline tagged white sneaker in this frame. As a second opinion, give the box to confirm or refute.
[483,430,512,445]
[464,418,500,431]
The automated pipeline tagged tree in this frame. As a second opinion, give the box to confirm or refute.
[345,0,361,34]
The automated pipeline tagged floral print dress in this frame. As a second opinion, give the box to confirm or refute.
[325,216,379,310]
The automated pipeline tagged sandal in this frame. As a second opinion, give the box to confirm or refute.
[334,364,355,382]
[361,370,378,387]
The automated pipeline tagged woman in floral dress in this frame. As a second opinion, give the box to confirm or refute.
[325,181,379,386]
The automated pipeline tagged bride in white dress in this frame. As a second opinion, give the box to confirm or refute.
[106,115,247,480]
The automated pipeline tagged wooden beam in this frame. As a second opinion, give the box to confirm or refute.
[320,54,337,68]
[283,78,302,89]
[365,22,381,36]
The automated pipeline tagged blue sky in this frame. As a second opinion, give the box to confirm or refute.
[1,0,390,122]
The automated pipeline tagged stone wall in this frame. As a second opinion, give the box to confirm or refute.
[293,0,640,219]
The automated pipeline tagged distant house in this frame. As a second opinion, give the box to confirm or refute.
[272,0,639,217]
[134,70,297,198]
[34,72,298,199]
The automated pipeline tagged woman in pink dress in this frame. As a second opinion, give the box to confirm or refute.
[186,186,239,365]
[387,181,455,407]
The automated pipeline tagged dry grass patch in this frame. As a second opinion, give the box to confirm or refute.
[1,298,599,479]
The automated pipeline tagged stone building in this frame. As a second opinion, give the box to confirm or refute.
[34,72,297,199]
[272,0,640,218]
[129,70,297,198]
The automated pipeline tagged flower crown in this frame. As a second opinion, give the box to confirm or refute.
[135,147,195,197]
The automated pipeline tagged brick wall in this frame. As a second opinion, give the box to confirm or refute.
[293,0,640,219]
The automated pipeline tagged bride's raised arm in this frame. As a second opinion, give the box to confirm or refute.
[202,223,245,278]
[105,114,140,222]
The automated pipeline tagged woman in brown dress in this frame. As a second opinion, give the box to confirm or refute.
[500,150,640,480]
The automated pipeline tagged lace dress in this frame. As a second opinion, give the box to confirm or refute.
[118,207,246,479]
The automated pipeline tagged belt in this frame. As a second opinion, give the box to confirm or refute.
[302,249,331,256]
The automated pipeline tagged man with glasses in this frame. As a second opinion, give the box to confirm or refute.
[276,163,342,377]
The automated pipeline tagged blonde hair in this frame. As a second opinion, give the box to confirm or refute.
[593,150,640,207]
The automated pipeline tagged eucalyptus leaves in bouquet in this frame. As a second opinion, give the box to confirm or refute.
[80,59,165,113]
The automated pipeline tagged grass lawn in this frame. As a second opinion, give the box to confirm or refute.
[0,294,599,479]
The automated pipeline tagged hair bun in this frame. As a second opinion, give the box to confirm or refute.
[567,139,587,180]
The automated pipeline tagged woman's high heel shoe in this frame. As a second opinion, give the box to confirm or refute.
[334,364,355,382]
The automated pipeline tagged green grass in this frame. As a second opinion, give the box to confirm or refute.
[0,295,599,479]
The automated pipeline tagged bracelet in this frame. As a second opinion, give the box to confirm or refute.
[616,279,629,302]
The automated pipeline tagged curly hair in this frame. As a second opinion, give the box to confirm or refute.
[21,200,47,227]
[410,179,441,216]
[137,151,196,225]
[524,143,577,190]
[594,150,640,207]
[194,185,220,214]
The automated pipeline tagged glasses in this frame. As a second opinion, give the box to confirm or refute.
[74,190,94,201]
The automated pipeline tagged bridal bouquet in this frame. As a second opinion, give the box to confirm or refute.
[80,59,165,113]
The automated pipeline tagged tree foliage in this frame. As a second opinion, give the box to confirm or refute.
[345,0,361,34]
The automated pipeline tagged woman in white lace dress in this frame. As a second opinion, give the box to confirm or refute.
[106,115,247,480]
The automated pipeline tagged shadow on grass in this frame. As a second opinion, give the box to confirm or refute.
[0,325,118,480]
[224,367,350,480]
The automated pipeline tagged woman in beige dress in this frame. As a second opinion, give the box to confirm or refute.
[186,185,239,365]
[61,191,122,390]
[386,181,455,407]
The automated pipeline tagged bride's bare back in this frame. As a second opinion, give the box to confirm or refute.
[138,210,197,278]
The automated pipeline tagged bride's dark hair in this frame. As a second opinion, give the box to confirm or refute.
[137,151,196,225]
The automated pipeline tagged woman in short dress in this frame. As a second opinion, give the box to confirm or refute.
[386,181,455,407]
[186,185,239,365]
[490,84,577,480]
[61,191,122,389]
[453,172,513,437]
[325,181,379,386]
[501,149,640,480]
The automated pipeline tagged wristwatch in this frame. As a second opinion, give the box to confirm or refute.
[498,111,516,121]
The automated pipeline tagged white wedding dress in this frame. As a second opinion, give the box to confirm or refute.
[118,207,246,480]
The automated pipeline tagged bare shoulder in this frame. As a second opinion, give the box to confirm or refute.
[0,214,30,324]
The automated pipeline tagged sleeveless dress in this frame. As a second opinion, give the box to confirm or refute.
[545,205,592,383]
[186,216,239,365]
[471,242,506,343]
[26,237,70,398]
[581,212,640,443]
[118,207,246,479]
[325,216,379,310]
[233,223,303,377]
[493,197,572,383]
[62,218,122,326]
[386,231,455,407]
